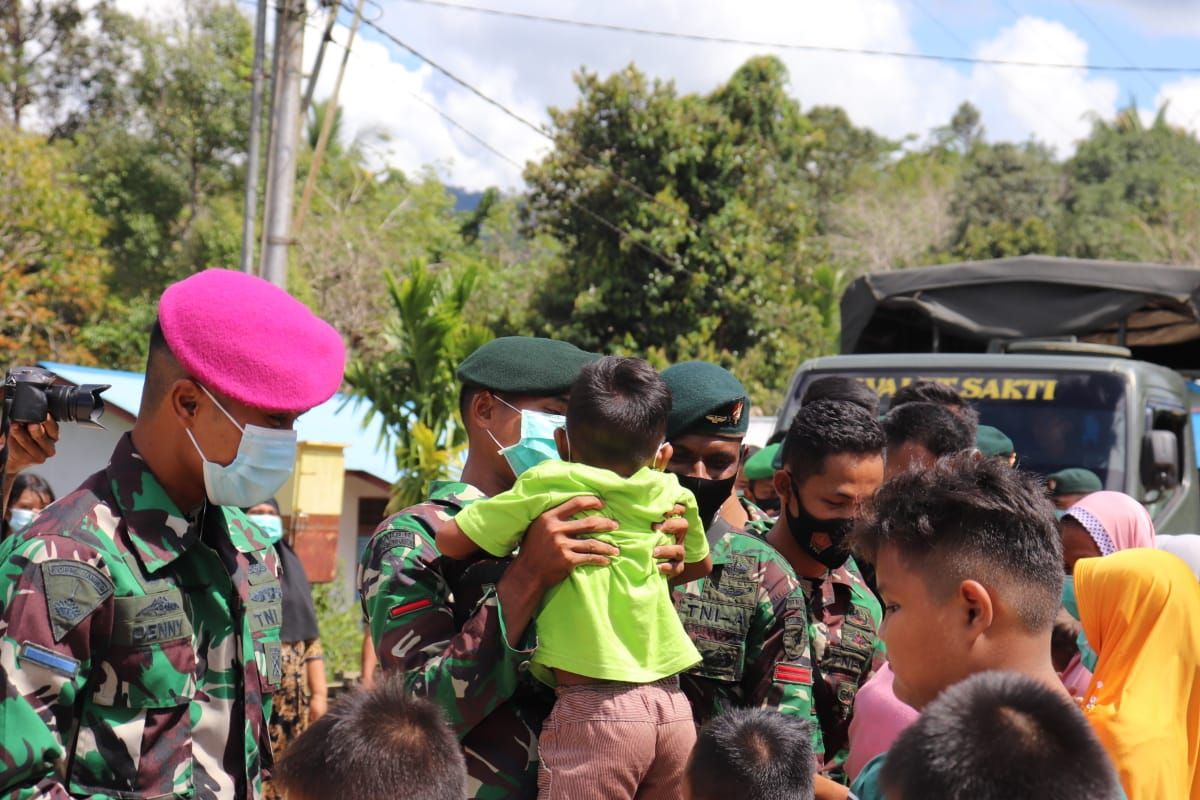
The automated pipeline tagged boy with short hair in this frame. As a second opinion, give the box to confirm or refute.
[848,453,1068,799]
[881,401,974,479]
[437,355,712,799]
[880,671,1123,800]
[275,674,467,800]
[687,709,815,800]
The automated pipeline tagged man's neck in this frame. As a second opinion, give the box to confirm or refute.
[979,639,1070,701]
[131,423,204,514]
[766,519,829,580]
[459,458,511,499]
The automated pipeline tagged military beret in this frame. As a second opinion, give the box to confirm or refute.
[456,337,597,395]
[976,425,1014,458]
[1047,468,1102,496]
[158,269,345,414]
[662,361,750,440]
[744,444,780,481]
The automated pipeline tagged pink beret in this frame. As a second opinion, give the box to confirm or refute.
[158,269,346,413]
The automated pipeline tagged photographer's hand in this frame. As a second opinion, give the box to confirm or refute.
[4,416,60,475]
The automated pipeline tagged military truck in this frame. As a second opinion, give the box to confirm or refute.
[776,256,1200,534]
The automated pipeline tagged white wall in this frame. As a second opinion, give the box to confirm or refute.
[26,419,131,502]
[334,473,391,605]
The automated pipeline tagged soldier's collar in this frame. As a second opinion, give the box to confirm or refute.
[106,434,199,573]
[223,506,275,554]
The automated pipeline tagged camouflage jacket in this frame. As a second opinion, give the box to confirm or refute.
[357,482,550,800]
[0,433,283,800]
[672,518,821,759]
[802,557,886,782]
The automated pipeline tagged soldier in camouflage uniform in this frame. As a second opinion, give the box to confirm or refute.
[357,337,692,800]
[0,269,345,799]
[762,400,887,786]
[659,363,820,750]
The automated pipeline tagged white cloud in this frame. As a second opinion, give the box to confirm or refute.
[1097,0,1200,37]
[107,1,1133,188]
[1156,76,1200,135]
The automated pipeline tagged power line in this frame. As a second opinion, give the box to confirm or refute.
[1067,0,1160,96]
[401,89,686,271]
[350,3,717,239]
[396,0,1200,74]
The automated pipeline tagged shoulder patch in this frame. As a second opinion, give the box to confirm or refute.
[41,560,114,642]
[376,529,416,553]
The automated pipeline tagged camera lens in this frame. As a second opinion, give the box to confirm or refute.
[45,384,107,426]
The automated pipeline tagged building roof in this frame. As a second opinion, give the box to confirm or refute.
[40,362,401,485]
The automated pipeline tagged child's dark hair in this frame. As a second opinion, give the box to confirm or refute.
[781,400,884,483]
[891,380,979,437]
[883,402,974,458]
[688,708,814,800]
[800,375,880,417]
[275,674,466,800]
[881,671,1123,800]
[567,356,671,473]
[853,453,1063,632]
[7,472,54,509]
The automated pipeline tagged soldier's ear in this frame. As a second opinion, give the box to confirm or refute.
[171,379,202,426]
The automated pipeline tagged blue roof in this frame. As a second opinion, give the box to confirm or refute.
[40,362,400,485]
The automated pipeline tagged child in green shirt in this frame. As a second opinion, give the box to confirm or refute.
[437,356,711,800]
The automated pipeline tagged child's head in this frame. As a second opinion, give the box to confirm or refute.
[686,708,814,800]
[276,675,466,800]
[882,401,974,479]
[561,355,673,476]
[881,671,1123,800]
[853,453,1063,709]
[890,380,979,436]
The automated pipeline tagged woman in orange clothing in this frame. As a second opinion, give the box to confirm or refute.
[1074,548,1200,799]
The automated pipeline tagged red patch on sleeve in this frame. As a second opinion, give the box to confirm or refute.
[388,599,433,619]
[774,665,813,685]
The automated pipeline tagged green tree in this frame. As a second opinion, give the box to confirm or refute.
[523,56,830,408]
[1060,106,1200,263]
[948,141,1060,259]
[345,263,493,510]
[0,130,110,365]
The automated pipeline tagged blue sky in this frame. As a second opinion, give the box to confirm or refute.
[124,0,1200,189]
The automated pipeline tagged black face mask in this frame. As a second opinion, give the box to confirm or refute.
[679,473,737,528]
[784,478,855,569]
[750,494,781,514]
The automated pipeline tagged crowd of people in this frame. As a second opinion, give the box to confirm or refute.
[0,268,1198,800]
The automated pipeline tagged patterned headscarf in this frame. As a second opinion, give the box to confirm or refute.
[1064,491,1155,557]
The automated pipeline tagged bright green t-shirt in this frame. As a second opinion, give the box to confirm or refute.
[455,459,708,684]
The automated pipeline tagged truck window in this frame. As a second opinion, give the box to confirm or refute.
[790,370,1127,488]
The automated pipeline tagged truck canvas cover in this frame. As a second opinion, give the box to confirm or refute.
[842,256,1200,368]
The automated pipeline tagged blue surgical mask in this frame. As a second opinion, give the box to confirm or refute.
[248,513,285,545]
[488,398,564,477]
[7,508,37,535]
[186,383,298,508]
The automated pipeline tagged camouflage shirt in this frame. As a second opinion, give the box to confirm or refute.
[802,557,885,782]
[672,517,821,758]
[0,433,284,799]
[357,482,551,800]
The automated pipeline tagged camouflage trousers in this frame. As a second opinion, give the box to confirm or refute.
[265,639,323,800]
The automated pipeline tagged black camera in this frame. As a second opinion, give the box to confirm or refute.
[3,367,109,430]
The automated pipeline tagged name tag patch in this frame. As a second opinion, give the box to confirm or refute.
[112,593,193,647]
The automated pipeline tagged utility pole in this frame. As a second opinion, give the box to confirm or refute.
[261,0,305,288]
[239,0,269,274]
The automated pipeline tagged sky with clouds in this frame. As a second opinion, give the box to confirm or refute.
[120,0,1200,191]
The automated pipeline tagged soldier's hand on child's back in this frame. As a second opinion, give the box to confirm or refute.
[515,495,620,589]
[653,503,688,577]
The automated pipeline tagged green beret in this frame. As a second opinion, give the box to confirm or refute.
[976,425,1014,458]
[662,361,750,440]
[456,336,597,395]
[744,444,780,481]
[1047,468,1102,496]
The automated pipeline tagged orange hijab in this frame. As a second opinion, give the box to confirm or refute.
[1075,549,1200,799]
